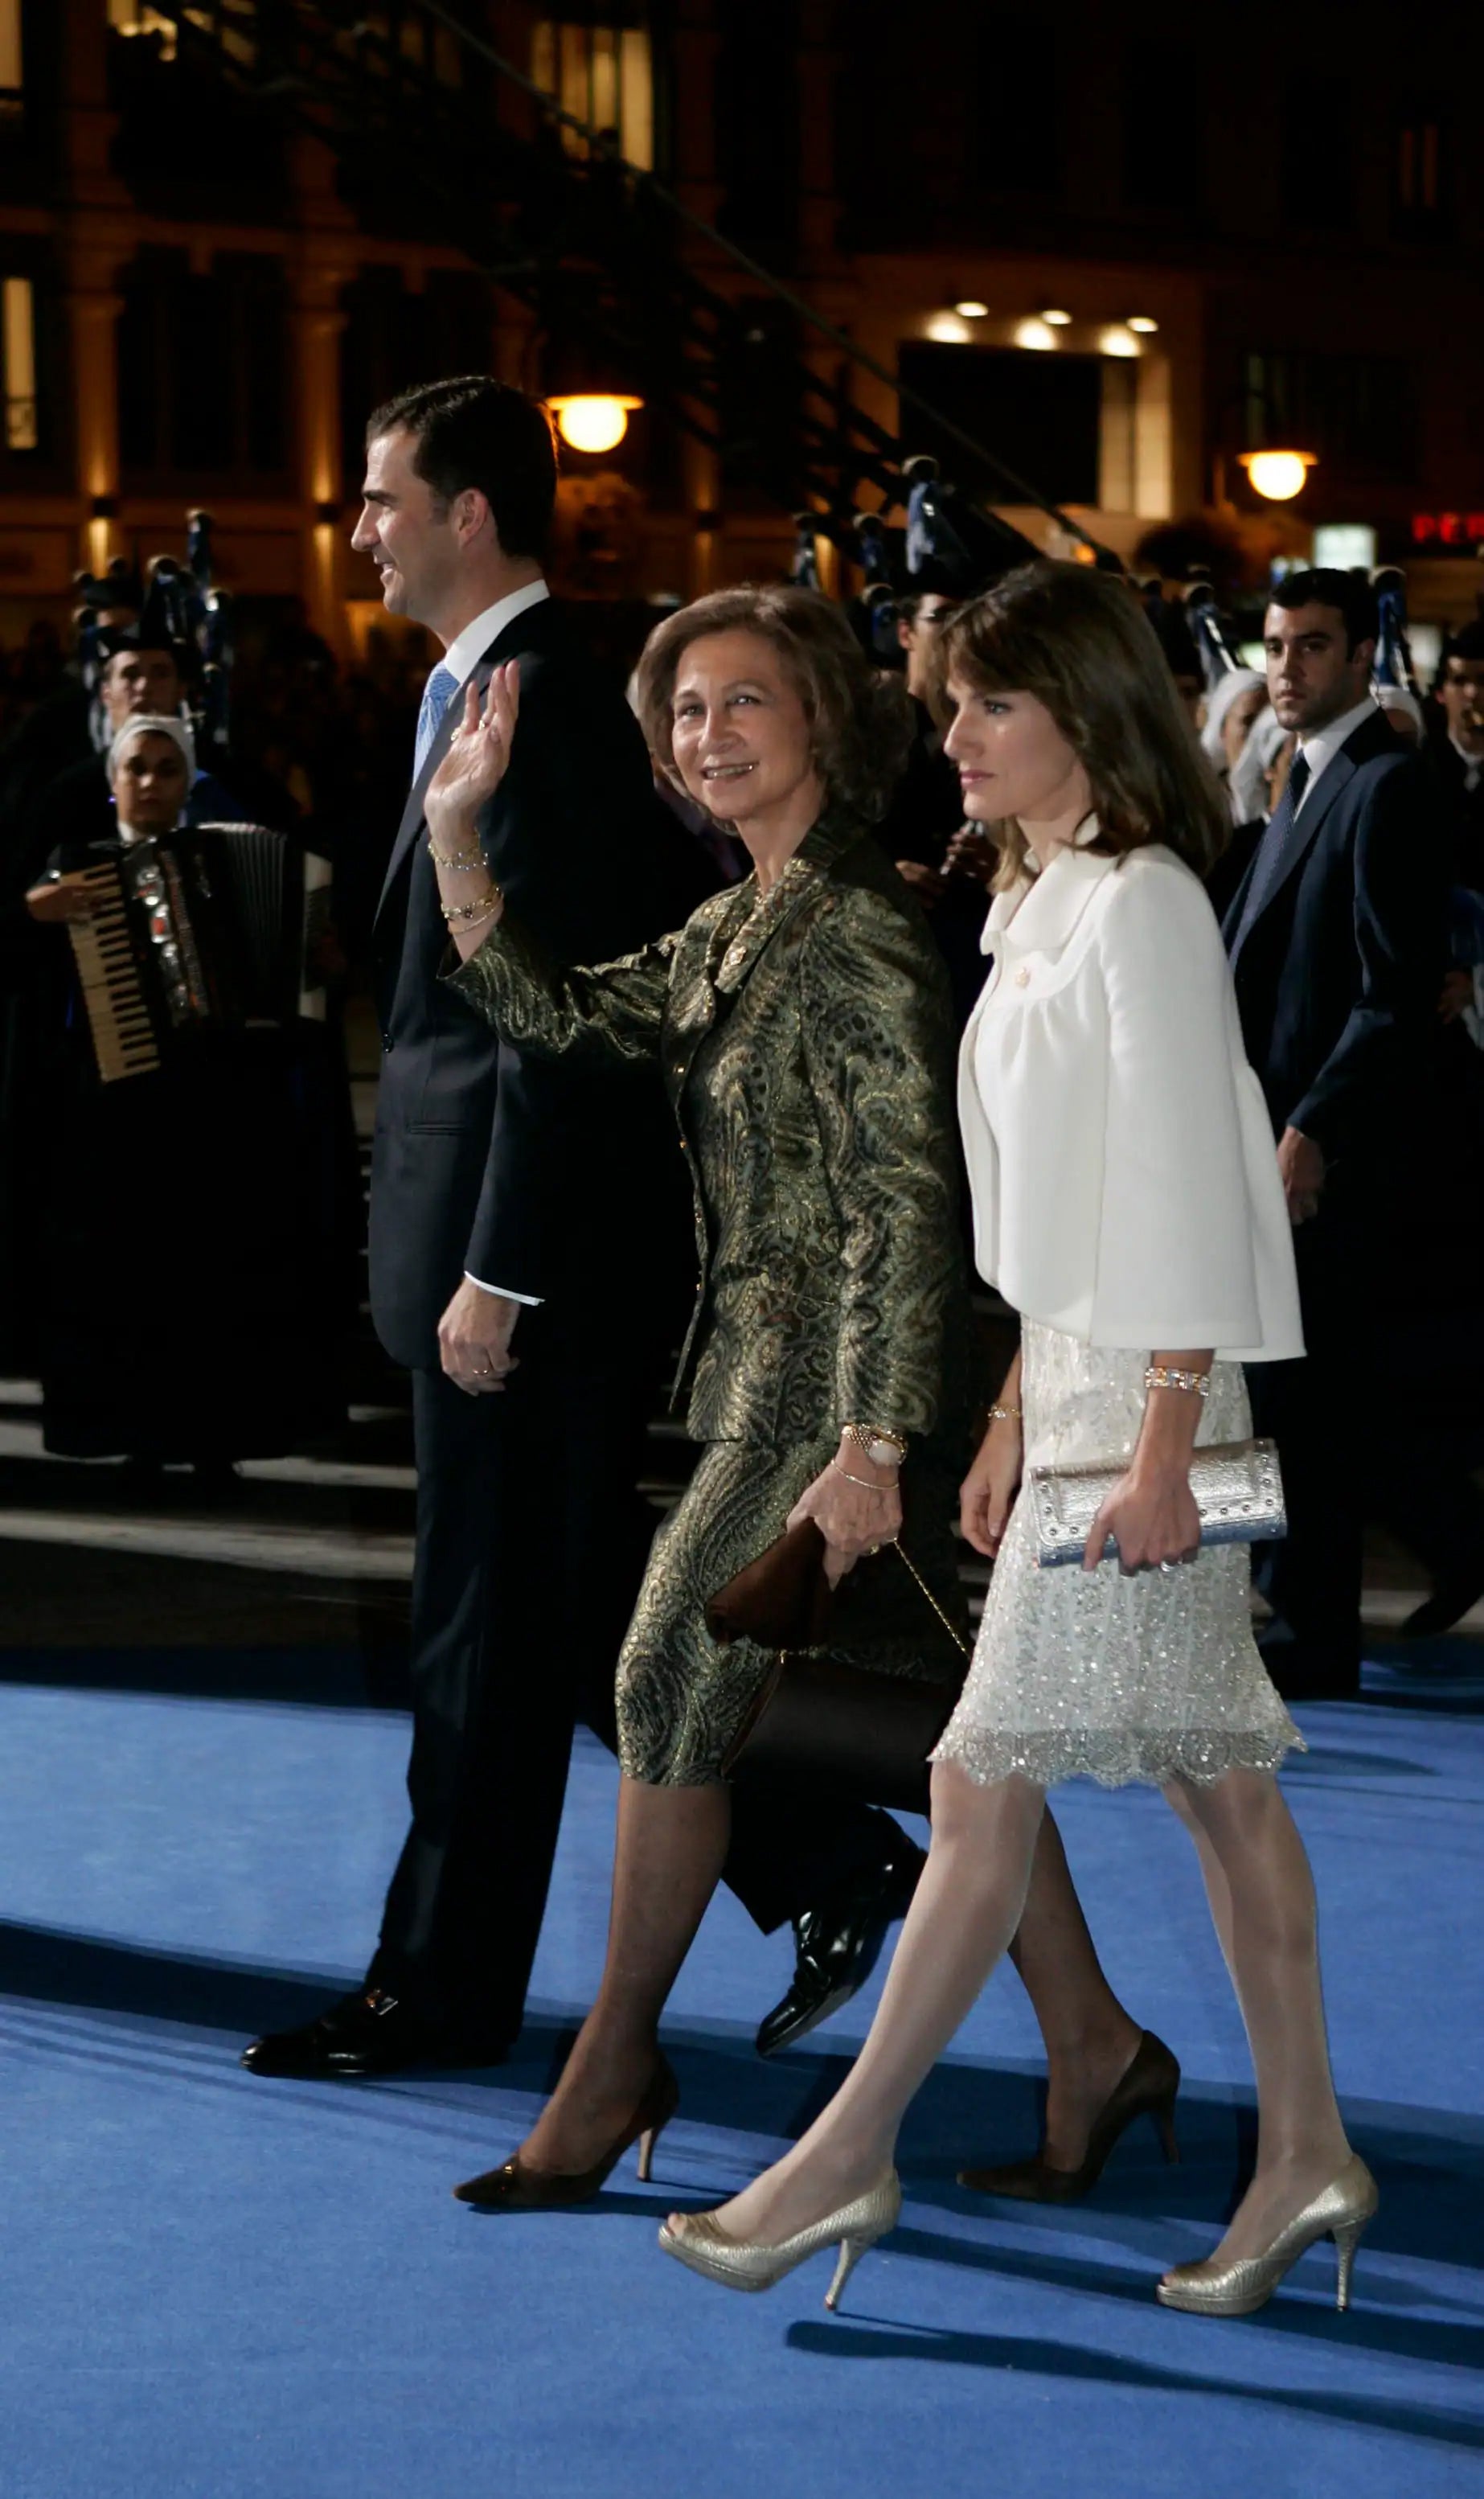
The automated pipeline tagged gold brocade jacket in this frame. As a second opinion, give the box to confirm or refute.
[445,813,969,1448]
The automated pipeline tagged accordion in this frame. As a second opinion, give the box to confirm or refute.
[57,824,332,1083]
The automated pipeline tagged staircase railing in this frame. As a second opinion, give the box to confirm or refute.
[140,0,1101,556]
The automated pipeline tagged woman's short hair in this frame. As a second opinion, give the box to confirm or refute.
[634,584,914,824]
[926,560,1231,887]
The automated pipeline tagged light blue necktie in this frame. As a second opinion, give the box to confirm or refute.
[413,663,460,780]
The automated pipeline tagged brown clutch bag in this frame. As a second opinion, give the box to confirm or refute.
[707,1521,969,1815]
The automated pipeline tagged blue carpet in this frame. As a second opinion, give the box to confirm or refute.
[1,1648,1481,2499]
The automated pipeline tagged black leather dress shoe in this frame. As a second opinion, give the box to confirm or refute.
[241,1987,511,2079]
[1398,1566,1484,1640]
[755,1840,925,2058]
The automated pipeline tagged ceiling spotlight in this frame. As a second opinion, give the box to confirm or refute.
[1039,308,1072,326]
[1099,325,1141,358]
[953,299,989,319]
[1127,315,1159,334]
[926,311,972,343]
[1014,318,1058,351]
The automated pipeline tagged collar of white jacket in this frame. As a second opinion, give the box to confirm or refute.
[982,822,1117,955]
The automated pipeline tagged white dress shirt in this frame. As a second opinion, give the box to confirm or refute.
[426,578,551,1307]
[1291,694,1379,810]
[961,834,1303,1360]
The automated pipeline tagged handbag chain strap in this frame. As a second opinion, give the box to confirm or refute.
[889,1537,972,1660]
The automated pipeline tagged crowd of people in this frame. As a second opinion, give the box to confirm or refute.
[2,373,1482,2327]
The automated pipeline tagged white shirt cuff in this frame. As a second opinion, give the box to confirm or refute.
[465,1273,543,1307]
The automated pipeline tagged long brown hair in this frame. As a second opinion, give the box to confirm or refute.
[635,584,914,825]
[926,560,1229,888]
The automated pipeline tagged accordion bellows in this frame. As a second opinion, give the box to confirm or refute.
[1026,1438,1287,1569]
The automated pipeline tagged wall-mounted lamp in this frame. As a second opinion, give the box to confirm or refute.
[1099,325,1141,358]
[1014,318,1058,351]
[314,499,341,526]
[90,493,118,519]
[1239,449,1316,503]
[547,394,643,455]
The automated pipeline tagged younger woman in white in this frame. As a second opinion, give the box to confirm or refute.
[662,562,1375,2318]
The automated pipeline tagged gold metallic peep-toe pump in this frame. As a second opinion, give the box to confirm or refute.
[658,2171,901,2309]
[1157,2153,1379,2316]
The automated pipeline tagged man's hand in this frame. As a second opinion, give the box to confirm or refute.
[944,826,998,888]
[1277,1124,1325,1227]
[437,1278,521,1396]
[25,879,93,926]
[1440,968,1476,1025]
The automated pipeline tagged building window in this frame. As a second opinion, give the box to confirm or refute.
[2,273,36,449]
[0,0,22,116]
[1240,350,1416,486]
[119,250,287,479]
[968,15,1060,197]
[1122,40,1203,212]
[106,4,255,68]
[531,17,654,170]
[1280,78,1353,229]
[1394,105,1449,235]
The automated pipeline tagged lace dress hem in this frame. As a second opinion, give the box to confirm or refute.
[932,1723,1305,1792]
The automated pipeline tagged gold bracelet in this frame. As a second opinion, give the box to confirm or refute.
[441,883,503,929]
[428,836,486,871]
[842,1421,907,1467]
[830,1461,896,1493]
[989,1401,1023,1424]
[1144,1364,1211,1398]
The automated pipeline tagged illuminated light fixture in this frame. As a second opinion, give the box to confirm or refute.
[1127,315,1158,334]
[1014,318,1058,351]
[1239,448,1316,503]
[926,311,971,343]
[547,393,643,455]
[1099,324,1141,358]
[1039,308,1072,326]
[953,298,989,318]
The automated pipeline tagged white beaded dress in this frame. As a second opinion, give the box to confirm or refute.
[932,835,1303,1793]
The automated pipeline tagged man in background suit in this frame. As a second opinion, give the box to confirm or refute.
[1222,568,1464,1699]
[244,379,920,2079]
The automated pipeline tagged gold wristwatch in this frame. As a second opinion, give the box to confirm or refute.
[842,1421,908,1468]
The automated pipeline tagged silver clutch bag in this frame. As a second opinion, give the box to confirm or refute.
[1026,1438,1286,1569]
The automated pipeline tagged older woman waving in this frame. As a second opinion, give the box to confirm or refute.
[422,585,977,2206]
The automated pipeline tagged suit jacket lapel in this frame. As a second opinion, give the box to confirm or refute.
[1224,745,1356,958]
[374,681,474,926]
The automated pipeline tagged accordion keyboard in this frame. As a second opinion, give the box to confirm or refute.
[61,865,162,1083]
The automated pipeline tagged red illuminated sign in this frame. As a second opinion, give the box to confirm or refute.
[1412,512,1484,547]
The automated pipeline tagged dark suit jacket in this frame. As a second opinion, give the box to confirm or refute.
[1220,708,1449,1190]
[1421,732,1484,893]
[368,596,715,1372]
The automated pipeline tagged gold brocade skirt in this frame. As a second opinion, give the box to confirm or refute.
[617,1430,968,1787]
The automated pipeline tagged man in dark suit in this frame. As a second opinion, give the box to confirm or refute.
[1222,568,1456,1699]
[243,379,920,2079]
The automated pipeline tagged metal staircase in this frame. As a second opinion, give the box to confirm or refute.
[138,0,1097,558]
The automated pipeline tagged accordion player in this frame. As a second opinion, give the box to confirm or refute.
[23,712,355,1467]
[52,821,333,1084]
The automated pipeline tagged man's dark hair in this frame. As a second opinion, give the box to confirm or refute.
[1441,619,1484,668]
[1269,568,1379,654]
[367,376,558,560]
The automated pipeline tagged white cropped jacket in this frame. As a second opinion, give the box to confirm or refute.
[958,837,1304,1363]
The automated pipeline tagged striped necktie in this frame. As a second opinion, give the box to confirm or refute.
[1229,747,1311,963]
[413,663,460,780]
